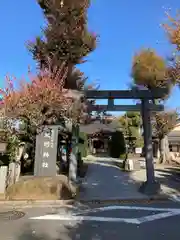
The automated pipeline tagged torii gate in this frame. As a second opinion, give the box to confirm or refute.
[85,88,167,195]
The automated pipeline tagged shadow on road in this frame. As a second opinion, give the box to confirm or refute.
[78,160,145,201]
[154,167,180,194]
[14,163,180,239]
[131,164,180,196]
[15,160,147,239]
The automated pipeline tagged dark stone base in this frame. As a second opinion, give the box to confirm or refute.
[139,180,161,196]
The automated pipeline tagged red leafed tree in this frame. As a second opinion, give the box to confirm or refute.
[0,63,78,128]
[0,63,88,169]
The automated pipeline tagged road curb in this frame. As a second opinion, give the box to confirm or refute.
[0,196,173,209]
[0,199,75,208]
[78,197,169,205]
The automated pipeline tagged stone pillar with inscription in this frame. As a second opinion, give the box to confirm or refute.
[34,125,59,177]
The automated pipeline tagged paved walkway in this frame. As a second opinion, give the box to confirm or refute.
[79,157,147,201]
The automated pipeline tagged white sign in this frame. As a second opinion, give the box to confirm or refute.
[135,147,142,154]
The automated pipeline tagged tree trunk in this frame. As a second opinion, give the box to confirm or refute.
[159,135,170,164]
[7,162,16,187]
[14,144,25,183]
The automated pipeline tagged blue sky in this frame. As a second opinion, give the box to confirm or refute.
[0,0,180,112]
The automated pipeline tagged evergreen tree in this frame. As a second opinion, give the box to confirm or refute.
[118,112,143,151]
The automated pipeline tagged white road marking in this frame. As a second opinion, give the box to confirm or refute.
[30,214,140,224]
[73,205,180,216]
[138,211,180,223]
[92,205,180,212]
[30,205,180,224]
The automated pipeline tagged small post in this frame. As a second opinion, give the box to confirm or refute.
[69,124,79,183]
[139,99,161,195]
[0,166,8,195]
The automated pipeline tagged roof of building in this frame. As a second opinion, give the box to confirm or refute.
[168,131,180,137]
[168,131,180,143]
[80,120,116,135]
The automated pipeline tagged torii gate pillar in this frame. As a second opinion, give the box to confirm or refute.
[140,99,160,195]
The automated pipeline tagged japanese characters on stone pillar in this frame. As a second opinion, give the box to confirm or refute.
[34,126,59,176]
[42,130,53,169]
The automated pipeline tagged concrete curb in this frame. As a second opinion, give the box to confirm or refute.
[78,196,170,204]
[0,199,75,208]
[0,194,169,208]
[0,194,172,209]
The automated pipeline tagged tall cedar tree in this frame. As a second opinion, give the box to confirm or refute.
[27,0,97,123]
[27,0,97,90]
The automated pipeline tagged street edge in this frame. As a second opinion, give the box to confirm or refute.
[0,195,172,209]
[0,199,75,208]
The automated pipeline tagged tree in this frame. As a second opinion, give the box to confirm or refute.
[131,48,177,164]
[27,0,97,125]
[132,48,173,92]
[118,112,143,152]
[163,13,180,51]
[67,68,88,90]
[27,0,97,79]
[163,12,180,86]
[0,64,77,128]
[109,131,126,158]
[0,63,85,174]
[153,111,177,163]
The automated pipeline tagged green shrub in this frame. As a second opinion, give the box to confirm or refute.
[109,130,126,158]
[119,153,127,160]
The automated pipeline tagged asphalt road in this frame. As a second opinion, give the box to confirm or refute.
[1,201,180,240]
